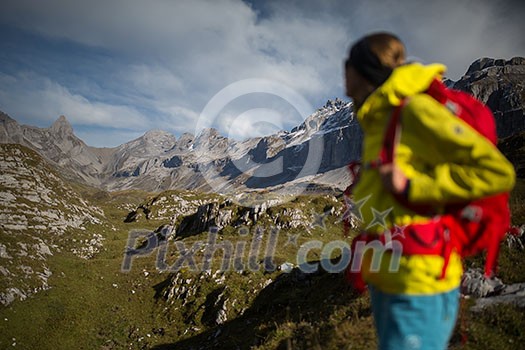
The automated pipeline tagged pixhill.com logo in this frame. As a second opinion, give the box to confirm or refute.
[121,223,403,275]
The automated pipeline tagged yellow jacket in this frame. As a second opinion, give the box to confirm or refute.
[353,62,516,295]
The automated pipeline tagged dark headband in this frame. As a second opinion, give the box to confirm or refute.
[346,38,393,87]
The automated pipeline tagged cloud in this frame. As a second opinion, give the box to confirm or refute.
[0,71,149,130]
[0,0,347,94]
[221,108,291,140]
[329,0,525,78]
[0,0,523,146]
[262,0,524,78]
[0,0,258,59]
[0,0,348,146]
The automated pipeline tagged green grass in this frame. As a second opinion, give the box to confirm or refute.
[450,302,525,350]
[1,181,524,350]
[0,189,366,349]
[510,179,525,224]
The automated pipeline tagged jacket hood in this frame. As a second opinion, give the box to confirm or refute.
[357,62,447,126]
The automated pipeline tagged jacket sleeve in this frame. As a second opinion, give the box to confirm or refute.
[399,94,516,203]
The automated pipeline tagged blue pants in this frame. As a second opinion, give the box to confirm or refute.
[369,287,460,350]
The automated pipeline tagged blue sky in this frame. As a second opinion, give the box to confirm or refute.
[1,0,524,147]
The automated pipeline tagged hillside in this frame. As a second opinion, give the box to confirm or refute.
[0,144,106,306]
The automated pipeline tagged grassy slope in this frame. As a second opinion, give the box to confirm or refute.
[0,182,524,349]
[0,189,163,349]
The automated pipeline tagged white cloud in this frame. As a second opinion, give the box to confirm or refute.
[0,71,149,130]
[123,65,185,98]
[222,108,289,140]
[0,0,347,97]
[0,0,257,56]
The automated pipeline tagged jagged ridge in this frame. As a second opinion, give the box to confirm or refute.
[1,57,524,194]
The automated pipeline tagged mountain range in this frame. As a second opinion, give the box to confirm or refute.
[1,57,524,195]
[0,98,358,195]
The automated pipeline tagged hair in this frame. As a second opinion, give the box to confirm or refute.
[346,32,406,86]
[366,32,406,69]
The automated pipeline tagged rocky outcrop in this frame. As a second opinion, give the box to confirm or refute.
[177,202,234,235]
[461,230,525,311]
[125,190,350,244]
[123,191,214,223]
[156,269,273,336]
[462,268,525,312]
[453,57,525,139]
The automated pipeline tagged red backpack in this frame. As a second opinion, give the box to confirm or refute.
[422,80,510,278]
[344,78,512,287]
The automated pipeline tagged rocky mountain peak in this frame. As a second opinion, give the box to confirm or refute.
[193,128,229,150]
[453,56,525,139]
[290,98,351,135]
[322,98,348,110]
[122,129,177,155]
[466,57,525,76]
[49,115,74,139]
[175,132,195,151]
[142,129,176,141]
[0,111,15,123]
[196,127,221,139]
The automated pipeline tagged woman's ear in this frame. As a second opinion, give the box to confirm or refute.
[345,66,376,108]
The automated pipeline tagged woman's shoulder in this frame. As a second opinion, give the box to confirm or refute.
[401,92,457,124]
[404,92,446,113]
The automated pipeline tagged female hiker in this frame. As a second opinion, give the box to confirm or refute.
[343,32,515,349]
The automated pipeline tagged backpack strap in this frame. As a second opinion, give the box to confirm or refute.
[377,97,454,278]
[374,98,440,217]
[377,99,406,166]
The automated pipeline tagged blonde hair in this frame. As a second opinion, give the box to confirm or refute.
[366,32,406,69]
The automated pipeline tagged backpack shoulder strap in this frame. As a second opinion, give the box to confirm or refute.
[377,98,437,216]
[377,98,407,166]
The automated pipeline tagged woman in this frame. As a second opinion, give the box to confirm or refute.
[344,32,515,349]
